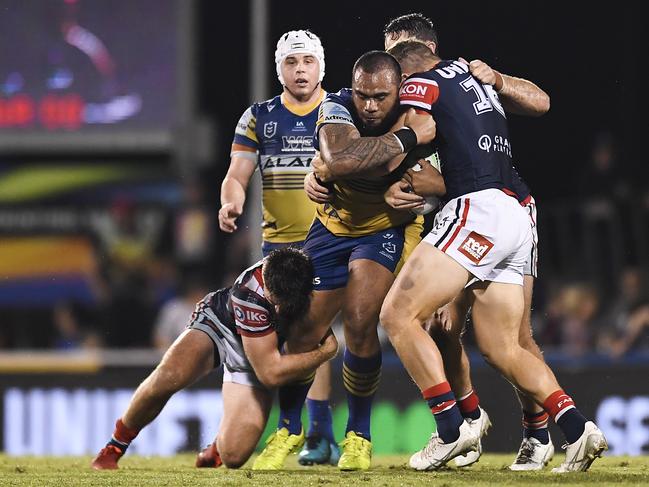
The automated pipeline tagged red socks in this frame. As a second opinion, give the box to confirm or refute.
[457,389,481,420]
[543,390,575,422]
[113,418,139,446]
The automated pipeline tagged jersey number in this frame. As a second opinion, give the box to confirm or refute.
[460,76,505,118]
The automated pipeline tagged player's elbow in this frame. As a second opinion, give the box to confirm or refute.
[255,369,280,389]
[534,93,550,116]
[528,92,550,117]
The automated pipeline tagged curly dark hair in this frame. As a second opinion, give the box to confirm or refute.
[262,247,314,330]
[383,13,440,54]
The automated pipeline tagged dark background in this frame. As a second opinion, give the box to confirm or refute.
[200,1,643,205]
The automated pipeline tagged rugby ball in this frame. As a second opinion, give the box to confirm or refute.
[410,151,441,215]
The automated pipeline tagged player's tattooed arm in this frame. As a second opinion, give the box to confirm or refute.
[317,123,403,181]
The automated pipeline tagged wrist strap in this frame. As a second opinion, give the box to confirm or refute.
[393,127,418,153]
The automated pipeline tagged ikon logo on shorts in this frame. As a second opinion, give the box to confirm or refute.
[458,231,493,264]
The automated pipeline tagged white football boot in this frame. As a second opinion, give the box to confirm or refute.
[509,435,555,471]
[551,421,608,473]
[409,420,479,471]
[454,407,492,467]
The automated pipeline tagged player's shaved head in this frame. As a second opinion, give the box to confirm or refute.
[388,40,439,76]
[352,50,402,84]
[349,51,402,135]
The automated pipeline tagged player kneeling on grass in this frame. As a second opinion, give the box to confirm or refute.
[91,247,338,470]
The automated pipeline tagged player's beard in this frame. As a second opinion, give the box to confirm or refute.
[360,102,401,136]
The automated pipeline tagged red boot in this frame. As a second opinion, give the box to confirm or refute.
[91,444,124,470]
[195,442,223,468]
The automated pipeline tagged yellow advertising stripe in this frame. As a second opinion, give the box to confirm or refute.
[0,353,101,374]
[0,165,138,203]
[0,237,96,278]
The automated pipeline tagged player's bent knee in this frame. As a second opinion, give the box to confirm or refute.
[219,448,250,469]
[345,309,377,332]
[518,329,539,350]
[379,304,402,336]
[218,415,265,468]
[344,317,377,341]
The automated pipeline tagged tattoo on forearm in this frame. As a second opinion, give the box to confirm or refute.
[323,124,402,176]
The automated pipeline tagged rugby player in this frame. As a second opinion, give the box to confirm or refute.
[253,51,438,471]
[214,29,339,466]
[379,40,607,472]
[90,248,337,470]
[382,13,555,470]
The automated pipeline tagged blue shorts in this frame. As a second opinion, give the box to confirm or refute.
[261,240,305,257]
[303,219,405,291]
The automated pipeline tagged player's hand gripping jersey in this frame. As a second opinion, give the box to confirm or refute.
[398,60,530,202]
[232,91,325,243]
[314,89,418,237]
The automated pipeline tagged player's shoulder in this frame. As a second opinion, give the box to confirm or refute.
[251,94,283,116]
[404,59,467,84]
[400,71,441,111]
[318,88,354,125]
[323,88,352,107]
[320,88,352,109]
[402,68,439,85]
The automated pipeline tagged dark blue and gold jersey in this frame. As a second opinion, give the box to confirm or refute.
[314,88,416,237]
[232,90,325,243]
[399,61,531,203]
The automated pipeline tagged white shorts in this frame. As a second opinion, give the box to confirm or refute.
[188,294,267,390]
[222,366,265,389]
[523,196,538,278]
[424,188,532,286]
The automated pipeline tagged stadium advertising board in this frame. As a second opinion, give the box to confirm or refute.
[1,358,647,456]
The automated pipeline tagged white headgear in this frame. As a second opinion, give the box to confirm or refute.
[275,30,325,85]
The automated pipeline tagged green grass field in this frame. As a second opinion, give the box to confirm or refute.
[2,453,648,486]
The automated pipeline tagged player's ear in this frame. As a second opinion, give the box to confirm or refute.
[427,41,437,54]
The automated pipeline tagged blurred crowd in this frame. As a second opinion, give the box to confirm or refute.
[0,132,648,360]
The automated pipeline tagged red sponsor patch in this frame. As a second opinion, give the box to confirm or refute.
[457,231,493,264]
[399,78,439,110]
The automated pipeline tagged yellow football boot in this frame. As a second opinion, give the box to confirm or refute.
[252,427,305,470]
[337,431,372,471]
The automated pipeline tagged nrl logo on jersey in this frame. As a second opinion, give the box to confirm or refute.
[263,121,277,138]
[282,135,314,152]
